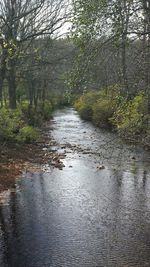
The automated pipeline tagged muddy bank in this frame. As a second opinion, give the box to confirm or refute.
[0,123,66,193]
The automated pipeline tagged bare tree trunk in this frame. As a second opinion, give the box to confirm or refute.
[147,4,150,114]
[121,0,131,97]
[142,0,150,113]
[113,0,131,96]
[0,46,7,108]
[0,73,4,108]
[121,33,129,95]
[8,60,17,109]
[42,79,46,105]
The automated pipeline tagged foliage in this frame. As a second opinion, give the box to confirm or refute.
[38,101,53,121]
[0,108,23,141]
[17,102,42,126]
[19,101,53,126]
[0,106,40,143]
[111,93,147,139]
[17,126,39,143]
[74,91,102,120]
[75,89,150,146]
[93,98,116,127]
[70,0,109,93]
[75,86,120,122]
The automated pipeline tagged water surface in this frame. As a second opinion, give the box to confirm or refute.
[0,108,150,267]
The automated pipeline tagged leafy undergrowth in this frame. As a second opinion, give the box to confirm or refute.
[74,87,150,148]
[0,140,44,193]
[0,100,53,143]
[0,123,65,194]
[0,99,76,195]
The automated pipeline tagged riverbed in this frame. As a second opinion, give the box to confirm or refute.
[0,108,150,267]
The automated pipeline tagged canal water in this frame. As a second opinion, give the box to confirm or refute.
[0,108,150,267]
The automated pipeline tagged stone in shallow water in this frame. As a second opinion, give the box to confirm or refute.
[97,165,105,170]
[42,147,48,151]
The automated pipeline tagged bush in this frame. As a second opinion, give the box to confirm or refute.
[0,108,24,141]
[0,107,40,143]
[17,126,39,143]
[38,101,53,121]
[18,102,42,126]
[93,98,116,127]
[19,100,53,126]
[75,88,150,146]
[74,91,102,120]
[111,93,147,139]
[75,86,121,123]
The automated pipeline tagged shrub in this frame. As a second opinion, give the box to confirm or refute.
[74,88,150,146]
[0,107,40,143]
[17,126,39,143]
[39,101,53,120]
[18,102,42,126]
[111,93,147,139]
[19,100,53,126]
[0,108,24,141]
[74,91,102,120]
[75,86,121,123]
[93,98,116,127]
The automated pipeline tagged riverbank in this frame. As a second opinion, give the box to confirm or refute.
[0,108,149,267]
[74,89,150,149]
[0,122,67,194]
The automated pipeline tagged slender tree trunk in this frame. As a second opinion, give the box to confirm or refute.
[0,68,6,108]
[42,79,46,106]
[121,0,131,97]
[8,60,17,109]
[0,47,7,108]
[142,0,150,113]
[147,5,150,114]
[147,37,150,114]
[121,33,129,95]
[114,0,130,96]
[0,74,4,108]
[28,79,34,107]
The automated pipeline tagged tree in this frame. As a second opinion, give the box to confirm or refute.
[0,0,69,108]
[71,0,150,103]
[142,0,150,112]
[70,0,109,92]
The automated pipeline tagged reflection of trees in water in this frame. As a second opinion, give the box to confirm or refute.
[0,192,20,267]
[143,170,147,187]
[39,173,47,204]
[95,132,138,168]
[130,160,148,189]
[111,168,124,188]
[0,206,11,267]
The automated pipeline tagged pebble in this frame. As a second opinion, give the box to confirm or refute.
[97,165,105,170]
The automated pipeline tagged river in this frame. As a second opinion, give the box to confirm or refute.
[0,108,150,267]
